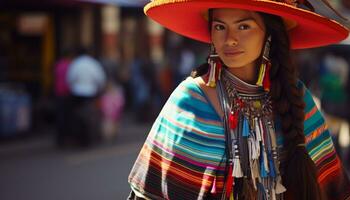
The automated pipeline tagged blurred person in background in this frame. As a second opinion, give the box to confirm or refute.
[128,0,350,200]
[129,57,154,122]
[156,62,174,105]
[54,48,74,147]
[66,47,106,148]
[100,52,125,143]
[176,40,196,84]
[100,80,125,143]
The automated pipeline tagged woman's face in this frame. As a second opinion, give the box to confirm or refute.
[211,9,266,70]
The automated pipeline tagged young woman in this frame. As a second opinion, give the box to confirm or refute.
[128,1,350,199]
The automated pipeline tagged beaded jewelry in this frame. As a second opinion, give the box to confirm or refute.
[218,68,286,200]
[206,45,222,88]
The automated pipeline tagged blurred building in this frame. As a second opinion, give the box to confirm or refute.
[0,0,155,137]
[0,0,129,96]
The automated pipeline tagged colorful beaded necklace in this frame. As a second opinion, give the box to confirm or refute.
[217,68,286,200]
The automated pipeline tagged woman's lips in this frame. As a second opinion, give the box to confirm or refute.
[224,50,244,57]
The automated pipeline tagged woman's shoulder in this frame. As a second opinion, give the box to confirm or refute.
[170,76,207,103]
[193,76,224,119]
[296,80,319,112]
[297,80,327,137]
[164,76,222,121]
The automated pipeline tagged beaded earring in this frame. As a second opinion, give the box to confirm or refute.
[256,36,272,92]
[206,45,222,88]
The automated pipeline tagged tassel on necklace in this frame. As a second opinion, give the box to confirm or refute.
[242,117,250,137]
[252,139,259,160]
[275,176,286,194]
[260,156,268,178]
[271,188,277,200]
[242,178,258,200]
[248,137,258,161]
[255,118,262,142]
[233,157,244,178]
[229,111,239,129]
[250,159,260,190]
[268,153,276,177]
[225,163,234,198]
[230,191,234,200]
[232,140,244,178]
[268,124,277,149]
[259,118,266,143]
[220,68,286,200]
[262,147,269,173]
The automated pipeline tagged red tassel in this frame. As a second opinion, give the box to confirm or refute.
[229,112,238,129]
[225,164,234,198]
[262,62,271,92]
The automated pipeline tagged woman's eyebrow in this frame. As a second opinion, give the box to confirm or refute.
[212,17,255,24]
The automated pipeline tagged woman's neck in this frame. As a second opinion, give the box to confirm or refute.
[225,64,258,85]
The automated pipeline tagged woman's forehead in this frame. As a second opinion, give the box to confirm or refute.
[212,8,261,22]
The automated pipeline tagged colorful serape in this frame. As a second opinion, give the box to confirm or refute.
[128,77,350,199]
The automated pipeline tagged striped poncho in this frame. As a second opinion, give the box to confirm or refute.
[128,77,350,200]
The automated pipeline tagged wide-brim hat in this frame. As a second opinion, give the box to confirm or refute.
[144,0,349,49]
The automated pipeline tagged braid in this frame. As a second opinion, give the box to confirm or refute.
[262,14,323,200]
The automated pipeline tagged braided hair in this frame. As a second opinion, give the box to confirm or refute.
[262,13,323,200]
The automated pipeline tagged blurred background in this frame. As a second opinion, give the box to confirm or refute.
[0,0,350,199]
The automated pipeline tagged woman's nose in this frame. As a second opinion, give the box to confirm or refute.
[225,30,238,46]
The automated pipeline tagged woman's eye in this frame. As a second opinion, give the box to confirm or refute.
[238,24,250,30]
[214,24,225,31]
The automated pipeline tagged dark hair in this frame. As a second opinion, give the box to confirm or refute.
[261,13,323,200]
[191,10,323,200]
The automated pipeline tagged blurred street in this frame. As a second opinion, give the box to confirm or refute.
[0,113,151,200]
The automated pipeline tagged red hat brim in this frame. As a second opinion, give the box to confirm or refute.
[145,0,349,49]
